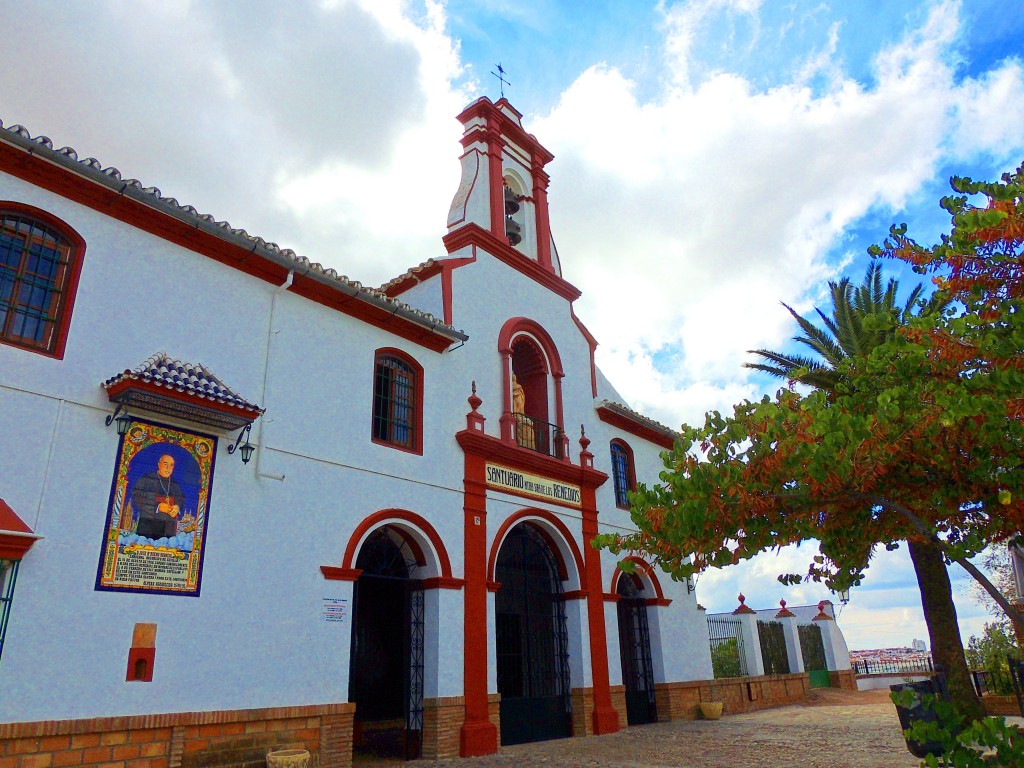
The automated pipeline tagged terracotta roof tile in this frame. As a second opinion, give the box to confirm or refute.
[103,352,263,415]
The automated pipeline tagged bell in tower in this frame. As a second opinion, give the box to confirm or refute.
[504,185,522,246]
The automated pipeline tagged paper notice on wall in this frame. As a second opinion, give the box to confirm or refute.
[321,596,349,624]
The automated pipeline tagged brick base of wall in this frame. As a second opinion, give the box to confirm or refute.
[0,703,355,768]
[487,694,501,750]
[569,688,594,737]
[421,696,465,759]
[830,669,857,691]
[655,673,811,721]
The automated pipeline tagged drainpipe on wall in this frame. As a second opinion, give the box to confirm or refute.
[255,270,294,481]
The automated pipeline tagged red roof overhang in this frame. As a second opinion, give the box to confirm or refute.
[596,406,676,450]
[0,499,41,560]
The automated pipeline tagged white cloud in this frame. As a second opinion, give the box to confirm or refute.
[532,0,1024,428]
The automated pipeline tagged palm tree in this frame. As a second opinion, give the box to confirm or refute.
[745,262,983,719]
[745,262,943,388]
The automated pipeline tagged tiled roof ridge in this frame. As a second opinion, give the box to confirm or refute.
[379,258,439,292]
[103,351,263,413]
[598,399,681,441]
[0,120,464,340]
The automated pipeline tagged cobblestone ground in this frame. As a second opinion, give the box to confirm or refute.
[355,690,933,768]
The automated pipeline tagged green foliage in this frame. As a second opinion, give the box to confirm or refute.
[965,621,1021,696]
[710,638,742,678]
[890,690,1024,767]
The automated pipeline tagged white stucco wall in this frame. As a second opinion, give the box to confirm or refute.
[0,160,713,728]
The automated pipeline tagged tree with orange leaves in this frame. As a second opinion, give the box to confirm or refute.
[598,165,1024,718]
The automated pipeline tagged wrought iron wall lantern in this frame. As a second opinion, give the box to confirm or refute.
[227,423,255,464]
[838,587,851,605]
[105,403,133,436]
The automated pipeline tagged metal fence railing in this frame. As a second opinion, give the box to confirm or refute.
[513,413,564,459]
[852,657,933,675]
[757,620,790,675]
[707,615,747,678]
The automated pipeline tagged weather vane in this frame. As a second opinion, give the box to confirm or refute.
[491,62,510,99]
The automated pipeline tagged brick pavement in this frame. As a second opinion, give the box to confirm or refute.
[355,689,929,768]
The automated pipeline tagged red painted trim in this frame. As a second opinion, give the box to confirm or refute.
[457,98,554,167]
[497,317,564,375]
[440,255,475,326]
[422,576,465,590]
[602,592,622,603]
[443,224,581,302]
[486,509,585,588]
[460,450,498,756]
[0,145,455,353]
[570,307,599,399]
[456,429,608,490]
[532,169,552,270]
[580,488,619,734]
[371,348,424,456]
[382,261,444,298]
[0,498,38,559]
[320,566,362,581]
[126,647,155,682]
[645,597,672,607]
[610,438,637,510]
[104,378,261,422]
[596,406,676,450]
[488,137,507,240]
[340,509,454,578]
[0,201,86,360]
[486,580,501,592]
[609,555,667,602]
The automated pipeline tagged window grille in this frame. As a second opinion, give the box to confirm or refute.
[610,442,632,507]
[0,213,74,353]
[373,354,416,449]
[0,559,20,663]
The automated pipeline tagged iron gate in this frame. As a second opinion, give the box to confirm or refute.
[349,528,424,760]
[799,623,830,688]
[706,615,747,678]
[757,620,791,675]
[616,575,657,725]
[495,523,572,745]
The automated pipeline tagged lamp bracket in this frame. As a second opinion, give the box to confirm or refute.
[105,402,125,427]
[227,423,252,454]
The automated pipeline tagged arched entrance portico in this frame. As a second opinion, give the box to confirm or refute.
[349,527,424,760]
[494,522,573,745]
[616,574,657,725]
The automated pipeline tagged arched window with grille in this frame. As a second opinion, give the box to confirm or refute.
[371,348,423,454]
[0,204,86,358]
[610,439,635,509]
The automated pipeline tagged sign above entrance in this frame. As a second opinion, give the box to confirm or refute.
[485,463,581,508]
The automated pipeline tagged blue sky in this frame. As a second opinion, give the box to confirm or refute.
[2,0,1022,650]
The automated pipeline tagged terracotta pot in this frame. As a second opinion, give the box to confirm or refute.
[699,701,724,720]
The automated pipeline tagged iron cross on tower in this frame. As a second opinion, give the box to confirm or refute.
[491,63,510,98]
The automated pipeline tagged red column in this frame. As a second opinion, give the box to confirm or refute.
[533,165,552,270]
[460,450,498,756]
[488,126,507,240]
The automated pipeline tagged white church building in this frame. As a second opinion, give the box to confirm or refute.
[0,97,850,768]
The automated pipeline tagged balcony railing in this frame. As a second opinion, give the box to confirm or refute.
[513,413,564,459]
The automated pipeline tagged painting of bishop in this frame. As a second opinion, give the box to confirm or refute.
[96,419,216,597]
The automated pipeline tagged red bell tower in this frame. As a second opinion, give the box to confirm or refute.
[445,97,561,277]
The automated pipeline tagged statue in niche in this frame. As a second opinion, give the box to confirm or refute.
[512,374,535,450]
